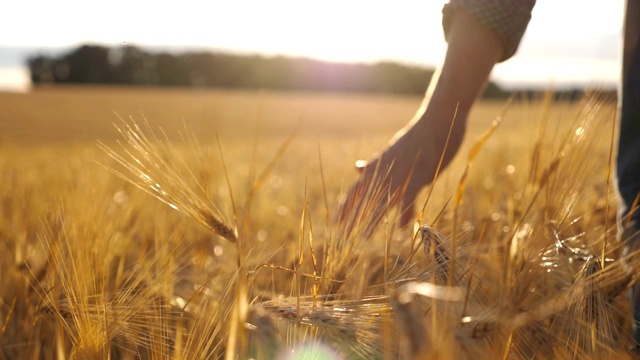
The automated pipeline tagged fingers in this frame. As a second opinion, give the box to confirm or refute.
[338,141,430,233]
[335,158,394,236]
[336,158,378,224]
[335,177,365,224]
[399,191,417,229]
[337,173,411,238]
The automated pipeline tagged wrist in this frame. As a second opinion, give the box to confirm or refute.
[414,105,468,155]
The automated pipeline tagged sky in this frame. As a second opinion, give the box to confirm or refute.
[0,0,626,91]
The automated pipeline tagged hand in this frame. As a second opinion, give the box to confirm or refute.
[335,7,503,234]
[336,118,446,232]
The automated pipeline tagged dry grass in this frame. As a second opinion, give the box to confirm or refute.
[0,86,635,359]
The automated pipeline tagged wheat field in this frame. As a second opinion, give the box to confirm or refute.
[0,86,636,359]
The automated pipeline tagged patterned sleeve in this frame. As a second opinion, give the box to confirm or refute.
[442,0,536,62]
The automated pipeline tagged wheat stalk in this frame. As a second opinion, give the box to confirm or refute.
[98,115,237,243]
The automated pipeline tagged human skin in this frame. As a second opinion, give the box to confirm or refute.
[337,9,504,228]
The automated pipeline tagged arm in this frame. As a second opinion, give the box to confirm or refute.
[337,8,504,229]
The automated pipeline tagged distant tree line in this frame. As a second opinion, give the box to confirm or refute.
[28,44,560,98]
[26,44,429,94]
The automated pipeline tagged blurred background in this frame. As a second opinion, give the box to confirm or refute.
[0,0,624,94]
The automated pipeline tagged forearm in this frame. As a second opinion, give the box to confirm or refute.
[339,2,532,227]
[430,13,502,120]
[417,9,503,161]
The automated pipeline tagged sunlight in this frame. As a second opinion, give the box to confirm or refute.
[1,0,446,64]
[0,0,626,89]
[0,67,30,92]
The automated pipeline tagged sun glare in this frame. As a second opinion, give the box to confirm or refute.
[2,0,446,65]
[0,0,625,89]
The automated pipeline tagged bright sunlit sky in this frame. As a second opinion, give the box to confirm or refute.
[0,0,626,91]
